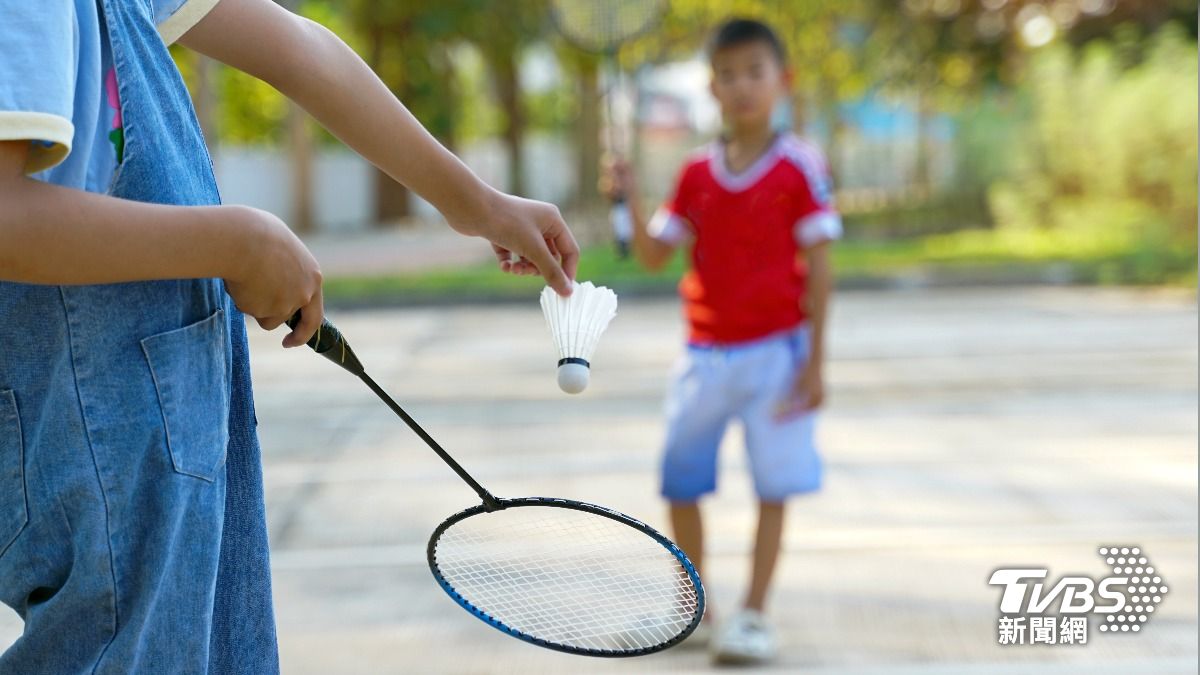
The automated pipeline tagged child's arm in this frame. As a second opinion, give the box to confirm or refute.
[778,241,833,418]
[804,241,833,380]
[178,0,578,293]
[0,141,326,347]
[602,160,675,271]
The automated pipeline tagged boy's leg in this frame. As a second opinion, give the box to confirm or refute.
[739,329,823,608]
[669,501,705,580]
[745,501,785,611]
[659,348,731,622]
[712,331,821,662]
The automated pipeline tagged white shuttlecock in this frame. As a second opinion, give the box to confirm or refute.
[540,281,618,394]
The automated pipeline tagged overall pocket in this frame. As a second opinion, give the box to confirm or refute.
[0,389,29,559]
[141,309,231,482]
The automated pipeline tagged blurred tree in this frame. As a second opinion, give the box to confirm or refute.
[173,0,1196,237]
[615,0,877,182]
[556,48,603,210]
[345,0,468,223]
[455,1,550,197]
[278,0,314,234]
[864,0,1198,198]
[991,23,1197,246]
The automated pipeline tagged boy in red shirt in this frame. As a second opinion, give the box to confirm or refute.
[605,18,839,664]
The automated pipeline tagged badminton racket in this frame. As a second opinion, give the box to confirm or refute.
[551,0,668,259]
[286,313,704,656]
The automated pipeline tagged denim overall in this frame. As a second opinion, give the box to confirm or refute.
[0,1,278,672]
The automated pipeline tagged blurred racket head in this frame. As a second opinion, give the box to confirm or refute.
[551,0,668,54]
[428,497,704,656]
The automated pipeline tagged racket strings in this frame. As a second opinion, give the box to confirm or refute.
[552,0,666,52]
[432,506,700,653]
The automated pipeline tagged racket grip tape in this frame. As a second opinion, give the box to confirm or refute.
[287,311,365,376]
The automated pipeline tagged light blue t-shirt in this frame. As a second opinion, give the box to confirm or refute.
[0,0,220,192]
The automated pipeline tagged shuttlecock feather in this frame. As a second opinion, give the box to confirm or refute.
[540,281,618,394]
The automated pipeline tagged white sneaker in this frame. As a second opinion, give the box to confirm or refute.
[711,609,777,664]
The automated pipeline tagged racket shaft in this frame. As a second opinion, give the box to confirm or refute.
[288,311,501,510]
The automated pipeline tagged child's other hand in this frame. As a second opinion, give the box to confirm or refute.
[451,191,579,297]
[599,156,635,201]
[775,365,824,421]
[222,206,324,348]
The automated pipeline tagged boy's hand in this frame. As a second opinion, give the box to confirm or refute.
[775,364,824,421]
[448,190,579,296]
[222,206,324,347]
[599,157,635,202]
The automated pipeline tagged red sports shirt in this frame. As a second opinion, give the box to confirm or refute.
[649,133,842,345]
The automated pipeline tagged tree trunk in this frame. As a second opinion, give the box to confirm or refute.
[494,45,526,196]
[276,0,314,232]
[574,57,601,211]
[287,103,315,233]
[367,18,409,225]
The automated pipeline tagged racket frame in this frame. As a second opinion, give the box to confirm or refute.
[427,496,706,657]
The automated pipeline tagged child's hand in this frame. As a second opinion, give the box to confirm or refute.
[775,364,824,421]
[450,191,579,296]
[222,206,324,347]
[599,157,635,201]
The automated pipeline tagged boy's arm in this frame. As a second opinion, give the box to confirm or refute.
[179,0,578,293]
[0,141,326,347]
[804,241,832,375]
[777,241,833,418]
[604,160,675,271]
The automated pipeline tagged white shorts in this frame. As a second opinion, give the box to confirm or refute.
[660,326,822,502]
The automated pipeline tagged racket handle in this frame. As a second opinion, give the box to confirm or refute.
[287,311,364,376]
[610,198,632,259]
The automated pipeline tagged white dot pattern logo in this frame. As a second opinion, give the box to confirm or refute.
[1098,545,1167,632]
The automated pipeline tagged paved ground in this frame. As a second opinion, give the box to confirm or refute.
[2,286,1196,673]
[302,221,495,277]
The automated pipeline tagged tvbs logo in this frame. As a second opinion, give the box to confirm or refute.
[988,546,1168,644]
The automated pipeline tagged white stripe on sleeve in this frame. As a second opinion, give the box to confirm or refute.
[647,208,693,246]
[794,211,843,248]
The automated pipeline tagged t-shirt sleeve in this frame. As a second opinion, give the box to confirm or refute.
[0,2,77,174]
[788,144,843,248]
[646,165,696,247]
[153,0,222,45]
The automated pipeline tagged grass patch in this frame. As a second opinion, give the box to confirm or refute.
[323,231,1195,306]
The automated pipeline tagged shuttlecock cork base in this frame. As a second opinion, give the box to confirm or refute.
[541,281,618,395]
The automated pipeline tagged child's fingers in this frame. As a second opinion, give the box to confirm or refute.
[255,315,288,331]
[773,399,800,422]
[492,244,514,272]
[773,391,811,421]
[527,236,572,295]
[283,290,324,348]
[552,229,581,282]
[807,390,825,410]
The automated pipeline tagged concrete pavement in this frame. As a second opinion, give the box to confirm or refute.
[255,287,1197,673]
[0,286,1195,673]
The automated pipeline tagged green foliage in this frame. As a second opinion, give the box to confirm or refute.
[950,91,1022,202]
[987,23,1197,277]
[453,46,505,142]
[214,68,289,145]
[619,0,876,105]
[525,85,579,133]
